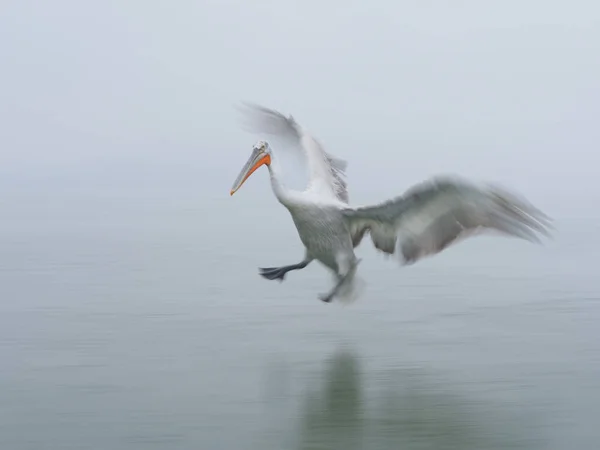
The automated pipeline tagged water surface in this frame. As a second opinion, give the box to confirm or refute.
[1,191,598,449]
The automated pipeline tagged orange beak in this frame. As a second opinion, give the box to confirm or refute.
[230,151,271,196]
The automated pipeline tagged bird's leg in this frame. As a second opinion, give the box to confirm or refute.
[319,258,362,303]
[259,258,312,282]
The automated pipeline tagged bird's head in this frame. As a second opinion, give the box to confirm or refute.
[230,140,272,196]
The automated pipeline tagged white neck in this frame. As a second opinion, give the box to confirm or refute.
[267,157,292,207]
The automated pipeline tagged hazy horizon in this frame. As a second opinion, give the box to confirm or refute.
[2,1,599,216]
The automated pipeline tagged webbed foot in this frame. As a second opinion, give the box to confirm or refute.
[258,259,312,282]
[318,293,333,303]
[259,267,288,282]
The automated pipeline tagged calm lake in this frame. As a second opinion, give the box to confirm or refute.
[1,190,598,449]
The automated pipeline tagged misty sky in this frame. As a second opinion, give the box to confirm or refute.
[1,1,599,216]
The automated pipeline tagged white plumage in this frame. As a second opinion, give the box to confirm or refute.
[231,103,552,304]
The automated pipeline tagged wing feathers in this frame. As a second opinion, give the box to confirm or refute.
[237,102,349,203]
[343,176,551,264]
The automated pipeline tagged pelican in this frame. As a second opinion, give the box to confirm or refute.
[230,103,551,303]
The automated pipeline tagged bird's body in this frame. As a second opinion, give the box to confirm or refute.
[260,163,362,301]
[230,103,552,303]
[289,203,351,269]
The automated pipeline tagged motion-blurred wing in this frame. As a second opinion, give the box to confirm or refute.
[237,102,348,203]
[342,176,552,264]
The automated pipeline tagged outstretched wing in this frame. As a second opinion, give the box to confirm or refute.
[342,176,552,264]
[237,102,349,203]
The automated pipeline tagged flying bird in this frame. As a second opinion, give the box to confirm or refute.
[230,103,552,304]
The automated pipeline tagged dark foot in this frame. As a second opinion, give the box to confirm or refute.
[258,260,311,282]
[259,267,287,282]
[318,293,333,303]
[317,259,362,304]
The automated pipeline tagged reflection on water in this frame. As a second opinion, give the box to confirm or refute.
[296,349,364,450]
[283,348,540,450]
[2,208,597,449]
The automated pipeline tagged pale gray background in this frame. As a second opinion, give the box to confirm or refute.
[1,1,599,449]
